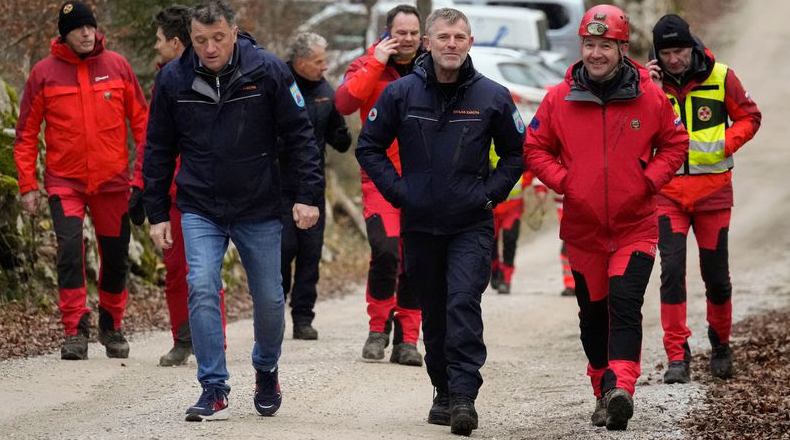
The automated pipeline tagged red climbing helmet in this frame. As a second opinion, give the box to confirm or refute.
[578,4,630,42]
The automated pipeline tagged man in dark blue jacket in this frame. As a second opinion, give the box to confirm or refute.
[356,8,524,436]
[142,0,323,422]
[280,32,351,340]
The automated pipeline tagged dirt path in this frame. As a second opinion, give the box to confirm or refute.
[1,1,788,438]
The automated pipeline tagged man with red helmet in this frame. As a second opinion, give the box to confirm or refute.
[646,14,761,384]
[525,4,687,430]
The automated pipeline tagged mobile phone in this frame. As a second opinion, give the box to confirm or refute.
[380,30,391,41]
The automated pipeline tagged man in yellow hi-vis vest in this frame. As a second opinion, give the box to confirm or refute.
[646,14,761,384]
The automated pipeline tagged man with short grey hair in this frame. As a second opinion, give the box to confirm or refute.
[143,0,323,422]
[279,32,351,340]
[357,8,524,436]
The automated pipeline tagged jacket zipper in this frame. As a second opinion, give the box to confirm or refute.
[602,105,614,252]
[417,119,433,164]
[216,75,221,98]
[451,124,470,169]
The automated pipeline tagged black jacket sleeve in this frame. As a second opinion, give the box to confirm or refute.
[355,85,404,207]
[325,103,352,153]
[142,71,179,224]
[269,58,324,206]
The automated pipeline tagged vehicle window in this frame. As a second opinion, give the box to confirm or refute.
[490,2,570,30]
[310,12,368,51]
[498,62,542,88]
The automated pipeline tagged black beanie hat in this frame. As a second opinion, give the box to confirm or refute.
[58,1,97,38]
[652,14,694,51]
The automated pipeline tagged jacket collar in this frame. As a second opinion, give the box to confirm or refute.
[180,31,264,79]
[566,56,641,105]
[287,62,324,92]
[413,52,481,89]
[50,33,105,64]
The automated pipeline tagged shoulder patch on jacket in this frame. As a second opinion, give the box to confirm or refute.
[290,82,305,108]
[513,109,525,134]
[529,116,540,131]
[368,107,378,122]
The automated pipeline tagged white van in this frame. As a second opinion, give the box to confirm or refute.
[366,1,550,53]
[453,0,588,60]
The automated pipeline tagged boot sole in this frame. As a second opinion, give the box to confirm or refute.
[106,348,130,358]
[185,407,229,421]
[450,415,476,436]
[160,356,190,367]
[61,352,88,360]
[605,393,633,431]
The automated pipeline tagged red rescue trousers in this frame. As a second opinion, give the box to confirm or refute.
[47,187,129,335]
[657,205,732,363]
[361,178,421,344]
[567,240,656,398]
[492,201,522,284]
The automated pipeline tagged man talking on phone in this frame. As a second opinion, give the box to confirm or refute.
[335,4,424,366]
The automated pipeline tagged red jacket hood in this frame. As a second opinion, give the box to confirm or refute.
[50,33,106,64]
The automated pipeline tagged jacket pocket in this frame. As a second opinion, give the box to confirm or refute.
[401,172,433,212]
[92,82,126,132]
[448,173,488,215]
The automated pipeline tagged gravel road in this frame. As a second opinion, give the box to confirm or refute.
[1,0,788,438]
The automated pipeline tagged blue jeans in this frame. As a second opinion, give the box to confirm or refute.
[181,212,285,392]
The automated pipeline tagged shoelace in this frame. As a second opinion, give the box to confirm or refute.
[196,387,224,408]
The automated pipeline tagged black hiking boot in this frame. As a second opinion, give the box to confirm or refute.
[428,388,451,426]
[560,287,575,297]
[361,331,388,361]
[664,360,691,384]
[98,308,129,358]
[710,344,734,379]
[591,397,606,427]
[389,342,423,366]
[61,334,89,360]
[604,388,633,431]
[490,270,503,290]
[450,394,478,436]
[497,282,511,294]
[160,321,192,366]
[293,324,318,340]
[61,313,90,360]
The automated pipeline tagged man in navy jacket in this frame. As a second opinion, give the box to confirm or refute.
[356,8,524,436]
[143,0,322,422]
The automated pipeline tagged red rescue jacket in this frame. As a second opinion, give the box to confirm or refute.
[335,42,411,176]
[14,34,148,195]
[526,58,688,252]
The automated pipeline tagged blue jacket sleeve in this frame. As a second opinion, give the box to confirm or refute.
[269,57,324,206]
[142,71,179,224]
[355,85,404,207]
[486,89,526,204]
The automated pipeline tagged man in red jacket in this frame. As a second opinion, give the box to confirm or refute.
[525,4,687,430]
[335,4,423,366]
[646,14,761,384]
[14,1,148,360]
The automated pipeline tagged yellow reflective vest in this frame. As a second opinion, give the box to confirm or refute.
[667,62,732,175]
[490,144,523,201]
